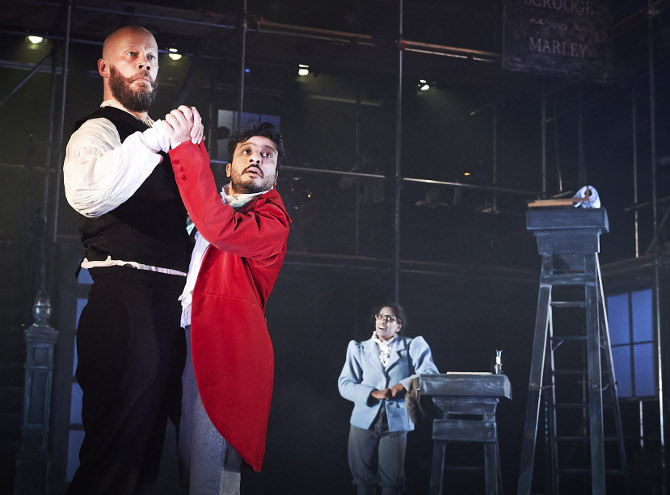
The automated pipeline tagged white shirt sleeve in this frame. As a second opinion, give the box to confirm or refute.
[178,231,211,328]
[63,117,172,218]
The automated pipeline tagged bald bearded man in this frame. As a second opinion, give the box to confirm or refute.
[63,26,203,494]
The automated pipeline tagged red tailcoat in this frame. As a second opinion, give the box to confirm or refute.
[169,142,291,471]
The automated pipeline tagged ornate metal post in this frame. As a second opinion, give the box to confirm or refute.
[14,208,57,494]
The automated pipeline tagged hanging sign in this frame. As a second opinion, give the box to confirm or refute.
[503,0,613,82]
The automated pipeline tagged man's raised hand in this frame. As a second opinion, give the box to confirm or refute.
[164,105,199,148]
[190,106,204,144]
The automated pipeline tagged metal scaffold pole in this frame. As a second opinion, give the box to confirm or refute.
[393,0,403,304]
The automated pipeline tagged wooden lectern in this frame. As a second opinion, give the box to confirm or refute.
[421,373,512,495]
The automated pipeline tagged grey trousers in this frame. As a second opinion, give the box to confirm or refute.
[179,326,243,495]
[347,406,407,495]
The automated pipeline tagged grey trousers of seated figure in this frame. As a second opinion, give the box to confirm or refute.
[348,406,407,495]
[179,325,243,495]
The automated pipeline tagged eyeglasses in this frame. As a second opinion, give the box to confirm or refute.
[375,314,398,322]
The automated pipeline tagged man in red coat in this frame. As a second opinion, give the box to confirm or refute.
[163,109,290,494]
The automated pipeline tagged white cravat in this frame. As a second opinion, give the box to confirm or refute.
[372,332,397,367]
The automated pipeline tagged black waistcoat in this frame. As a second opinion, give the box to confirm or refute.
[73,106,190,272]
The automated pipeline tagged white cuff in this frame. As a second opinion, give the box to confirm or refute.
[142,120,171,153]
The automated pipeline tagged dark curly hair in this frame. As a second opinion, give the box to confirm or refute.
[227,121,285,169]
[370,302,408,331]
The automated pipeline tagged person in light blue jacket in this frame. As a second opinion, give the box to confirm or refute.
[338,303,438,495]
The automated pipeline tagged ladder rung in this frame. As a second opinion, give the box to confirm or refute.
[551,301,587,308]
[540,274,589,286]
[551,335,587,341]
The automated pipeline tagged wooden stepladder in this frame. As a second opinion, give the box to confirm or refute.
[517,208,628,495]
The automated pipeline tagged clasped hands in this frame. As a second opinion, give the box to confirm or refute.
[370,383,406,401]
[159,105,204,149]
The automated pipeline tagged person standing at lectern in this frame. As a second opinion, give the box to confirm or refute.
[338,303,438,495]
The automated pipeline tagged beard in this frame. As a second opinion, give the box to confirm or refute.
[109,66,157,113]
[230,177,266,194]
[230,167,277,194]
[230,168,273,194]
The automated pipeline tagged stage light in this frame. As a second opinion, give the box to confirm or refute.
[464,172,471,176]
[27,35,44,44]
[298,64,309,76]
[419,79,430,91]
[168,48,182,61]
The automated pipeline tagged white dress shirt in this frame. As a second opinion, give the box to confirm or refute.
[63,100,184,275]
[63,100,171,218]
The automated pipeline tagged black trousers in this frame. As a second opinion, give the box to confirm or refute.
[67,267,186,495]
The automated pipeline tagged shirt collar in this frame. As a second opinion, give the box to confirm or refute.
[372,332,397,347]
[100,100,154,127]
[371,332,396,367]
[221,183,273,209]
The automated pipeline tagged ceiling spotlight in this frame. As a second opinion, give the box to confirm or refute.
[168,48,182,61]
[298,64,309,76]
[28,35,44,44]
